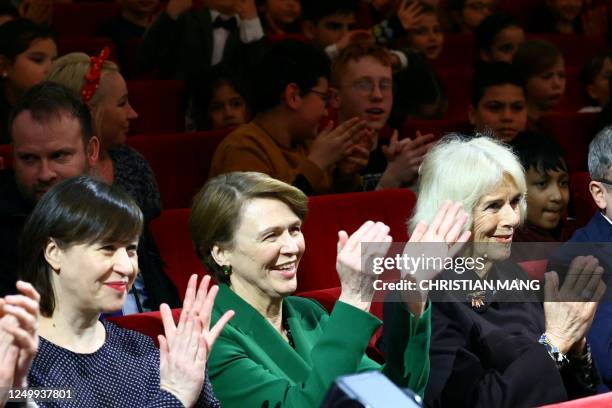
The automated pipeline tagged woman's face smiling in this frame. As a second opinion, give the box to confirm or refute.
[218,198,305,304]
[46,239,139,314]
[471,174,522,261]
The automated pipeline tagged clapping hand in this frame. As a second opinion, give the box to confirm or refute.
[400,201,471,316]
[379,130,436,188]
[337,221,393,312]
[0,282,40,388]
[544,256,606,355]
[159,275,234,407]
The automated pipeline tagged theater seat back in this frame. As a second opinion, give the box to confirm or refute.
[570,172,598,227]
[298,189,416,292]
[149,209,207,298]
[126,130,230,209]
[107,309,181,347]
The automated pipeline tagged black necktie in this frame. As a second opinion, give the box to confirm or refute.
[213,16,238,31]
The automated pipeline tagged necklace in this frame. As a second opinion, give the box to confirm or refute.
[281,317,295,349]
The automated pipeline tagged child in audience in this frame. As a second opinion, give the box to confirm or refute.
[580,50,612,113]
[257,0,302,35]
[475,13,525,64]
[188,67,252,131]
[302,0,359,50]
[468,62,527,142]
[96,0,160,79]
[331,42,435,190]
[0,18,56,144]
[209,40,371,195]
[139,0,266,81]
[513,40,566,123]
[528,0,607,35]
[511,132,570,246]
[448,0,496,32]
[406,1,444,60]
[303,0,413,71]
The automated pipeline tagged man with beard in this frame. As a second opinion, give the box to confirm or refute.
[0,82,99,296]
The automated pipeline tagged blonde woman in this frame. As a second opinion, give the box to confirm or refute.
[46,50,180,313]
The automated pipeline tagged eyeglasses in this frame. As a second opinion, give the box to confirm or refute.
[351,79,393,97]
[308,89,330,104]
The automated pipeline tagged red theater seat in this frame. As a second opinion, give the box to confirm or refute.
[57,37,118,63]
[0,144,11,169]
[436,68,473,121]
[126,129,230,209]
[127,80,186,135]
[402,118,472,140]
[431,33,476,70]
[518,259,548,281]
[107,309,181,347]
[570,172,598,227]
[537,112,598,172]
[149,209,207,298]
[557,67,588,112]
[540,392,612,407]
[298,189,416,292]
[53,2,121,37]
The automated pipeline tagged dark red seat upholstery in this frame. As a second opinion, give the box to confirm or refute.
[540,392,612,407]
[126,129,230,209]
[402,118,472,140]
[107,309,181,347]
[0,144,12,169]
[436,68,473,121]
[431,33,476,70]
[537,112,598,173]
[556,67,588,112]
[570,172,598,228]
[53,2,121,37]
[127,80,186,135]
[298,189,416,292]
[149,209,207,298]
[57,37,118,63]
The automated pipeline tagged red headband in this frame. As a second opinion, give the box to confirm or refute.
[80,47,110,103]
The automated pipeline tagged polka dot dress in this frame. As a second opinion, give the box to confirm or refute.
[28,320,220,407]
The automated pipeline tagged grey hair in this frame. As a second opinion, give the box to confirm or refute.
[410,134,527,233]
[588,126,612,181]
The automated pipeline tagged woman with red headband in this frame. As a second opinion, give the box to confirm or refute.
[46,49,181,314]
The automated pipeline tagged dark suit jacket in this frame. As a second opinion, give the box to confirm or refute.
[139,8,267,81]
[208,284,431,408]
[553,212,612,391]
[419,262,596,407]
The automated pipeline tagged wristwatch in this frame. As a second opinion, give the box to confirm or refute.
[539,333,570,369]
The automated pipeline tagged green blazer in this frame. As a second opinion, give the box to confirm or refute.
[209,284,431,407]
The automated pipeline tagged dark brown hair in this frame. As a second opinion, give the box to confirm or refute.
[19,176,143,316]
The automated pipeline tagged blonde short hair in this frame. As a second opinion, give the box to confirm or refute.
[189,172,308,284]
[410,134,527,233]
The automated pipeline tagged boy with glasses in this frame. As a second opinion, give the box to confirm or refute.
[330,42,435,190]
[209,40,370,195]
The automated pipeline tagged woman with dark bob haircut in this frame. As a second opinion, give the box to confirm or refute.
[189,171,471,407]
[20,176,233,407]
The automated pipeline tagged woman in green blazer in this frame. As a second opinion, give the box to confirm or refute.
[189,171,470,408]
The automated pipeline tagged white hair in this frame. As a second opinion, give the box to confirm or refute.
[409,134,527,233]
